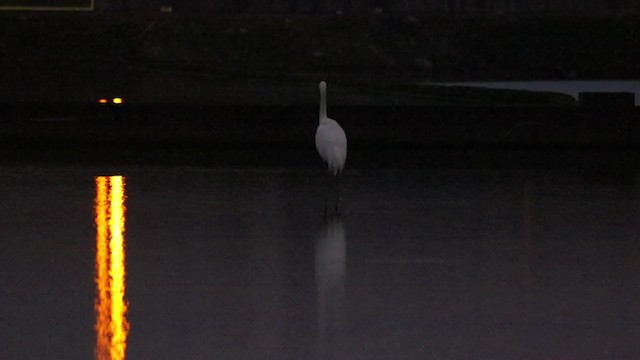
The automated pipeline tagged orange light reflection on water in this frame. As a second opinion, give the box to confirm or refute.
[94,176,129,360]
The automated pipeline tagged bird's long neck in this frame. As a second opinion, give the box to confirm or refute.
[319,86,327,123]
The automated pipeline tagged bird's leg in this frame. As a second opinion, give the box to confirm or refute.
[322,172,342,216]
[333,174,341,215]
[322,172,330,216]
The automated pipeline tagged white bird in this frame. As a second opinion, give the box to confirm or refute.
[315,81,347,176]
[315,81,347,213]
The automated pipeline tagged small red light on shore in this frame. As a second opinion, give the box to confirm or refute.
[113,97,123,104]
[98,98,108,104]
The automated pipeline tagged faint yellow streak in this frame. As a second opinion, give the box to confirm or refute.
[94,176,129,360]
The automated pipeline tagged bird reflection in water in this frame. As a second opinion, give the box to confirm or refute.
[315,215,347,358]
[94,176,129,360]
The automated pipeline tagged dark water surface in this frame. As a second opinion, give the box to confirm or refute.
[2,165,640,359]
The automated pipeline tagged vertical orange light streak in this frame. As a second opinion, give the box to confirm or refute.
[95,177,110,360]
[94,176,129,360]
[108,176,128,360]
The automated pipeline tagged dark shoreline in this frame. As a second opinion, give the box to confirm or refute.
[1,103,637,145]
[1,103,639,169]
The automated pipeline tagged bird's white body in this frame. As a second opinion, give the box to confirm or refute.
[315,81,347,176]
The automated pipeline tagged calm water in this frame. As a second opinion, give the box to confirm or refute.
[2,165,640,359]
